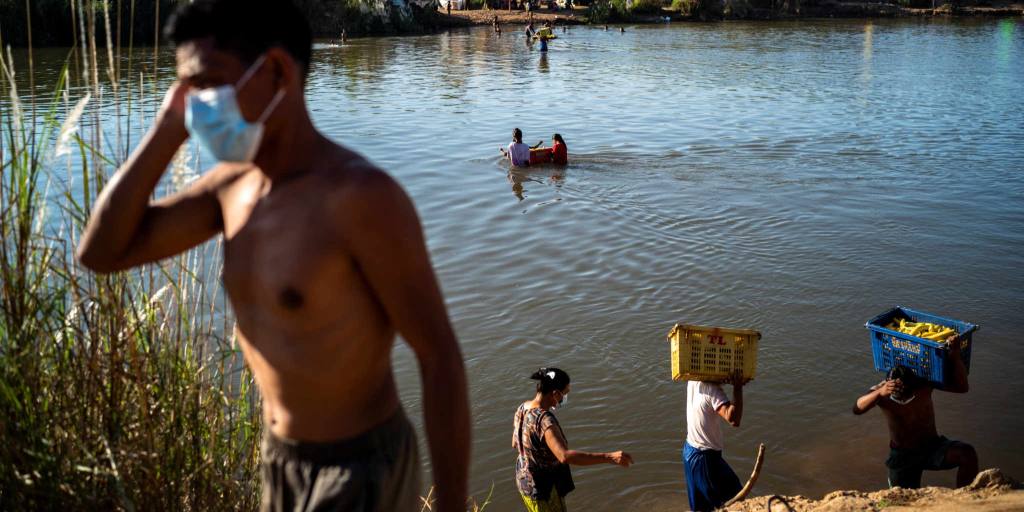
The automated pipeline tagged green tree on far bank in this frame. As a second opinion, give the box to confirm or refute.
[0,0,179,48]
[0,0,449,48]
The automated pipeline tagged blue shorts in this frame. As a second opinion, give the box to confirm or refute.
[682,441,742,512]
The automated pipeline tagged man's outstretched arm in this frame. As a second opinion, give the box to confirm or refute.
[77,84,222,273]
[343,171,470,512]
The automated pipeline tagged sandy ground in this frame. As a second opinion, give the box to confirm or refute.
[903,3,1024,15]
[443,7,587,25]
[437,2,1024,26]
[726,469,1024,512]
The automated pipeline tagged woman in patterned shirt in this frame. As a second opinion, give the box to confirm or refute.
[512,368,634,512]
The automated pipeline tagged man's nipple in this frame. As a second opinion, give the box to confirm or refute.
[279,287,304,310]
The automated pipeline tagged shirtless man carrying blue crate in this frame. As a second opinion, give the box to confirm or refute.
[853,336,978,489]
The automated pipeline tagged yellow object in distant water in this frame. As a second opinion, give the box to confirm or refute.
[535,28,556,41]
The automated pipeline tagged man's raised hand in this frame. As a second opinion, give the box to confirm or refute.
[156,82,190,140]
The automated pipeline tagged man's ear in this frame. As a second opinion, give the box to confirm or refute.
[265,47,300,91]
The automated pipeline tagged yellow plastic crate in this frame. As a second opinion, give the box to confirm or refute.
[667,323,761,383]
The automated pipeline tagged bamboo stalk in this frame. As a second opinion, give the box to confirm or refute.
[153,0,160,65]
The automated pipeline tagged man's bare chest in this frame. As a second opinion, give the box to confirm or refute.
[217,179,352,319]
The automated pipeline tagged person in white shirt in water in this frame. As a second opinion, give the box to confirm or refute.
[501,128,537,167]
[683,369,745,512]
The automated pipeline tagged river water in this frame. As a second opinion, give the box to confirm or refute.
[13,17,1024,510]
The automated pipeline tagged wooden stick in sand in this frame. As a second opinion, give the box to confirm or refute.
[722,443,766,508]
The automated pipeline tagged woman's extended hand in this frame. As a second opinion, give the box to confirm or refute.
[609,451,634,467]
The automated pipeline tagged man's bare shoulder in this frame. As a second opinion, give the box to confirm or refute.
[314,147,410,216]
[191,162,257,193]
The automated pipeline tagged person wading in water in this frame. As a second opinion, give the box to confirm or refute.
[76,1,470,510]
[513,368,633,512]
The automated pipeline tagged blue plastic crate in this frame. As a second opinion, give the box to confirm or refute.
[865,306,978,387]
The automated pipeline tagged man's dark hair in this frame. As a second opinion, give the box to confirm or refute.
[887,365,922,391]
[513,128,523,142]
[530,367,570,394]
[165,0,313,77]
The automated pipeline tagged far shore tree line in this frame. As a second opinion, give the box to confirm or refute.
[0,0,440,48]
[0,0,999,48]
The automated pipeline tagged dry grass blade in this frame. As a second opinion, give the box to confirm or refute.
[55,93,90,157]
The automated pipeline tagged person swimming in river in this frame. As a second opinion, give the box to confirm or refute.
[529,134,568,166]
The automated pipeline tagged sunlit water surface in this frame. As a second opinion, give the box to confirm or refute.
[12,17,1024,510]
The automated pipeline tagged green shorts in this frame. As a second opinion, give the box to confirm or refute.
[885,435,964,489]
[520,490,567,512]
[260,410,420,512]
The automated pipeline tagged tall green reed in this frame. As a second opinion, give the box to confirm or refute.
[0,3,493,510]
[0,2,261,510]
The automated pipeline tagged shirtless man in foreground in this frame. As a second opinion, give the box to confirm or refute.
[853,336,977,489]
[76,1,470,510]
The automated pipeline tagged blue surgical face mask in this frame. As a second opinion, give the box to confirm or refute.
[185,55,286,163]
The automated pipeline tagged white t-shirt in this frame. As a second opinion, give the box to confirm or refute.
[686,381,730,451]
[507,142,531,167]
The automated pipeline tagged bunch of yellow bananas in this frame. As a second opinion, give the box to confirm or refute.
[885,318,957,342]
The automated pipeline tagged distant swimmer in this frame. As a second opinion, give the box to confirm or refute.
[620,26,625,33]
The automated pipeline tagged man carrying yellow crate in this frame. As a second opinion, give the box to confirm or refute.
[683,369,745,512]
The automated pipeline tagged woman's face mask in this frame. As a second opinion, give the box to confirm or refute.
[554,389,568,409]
[185,55,286,163]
